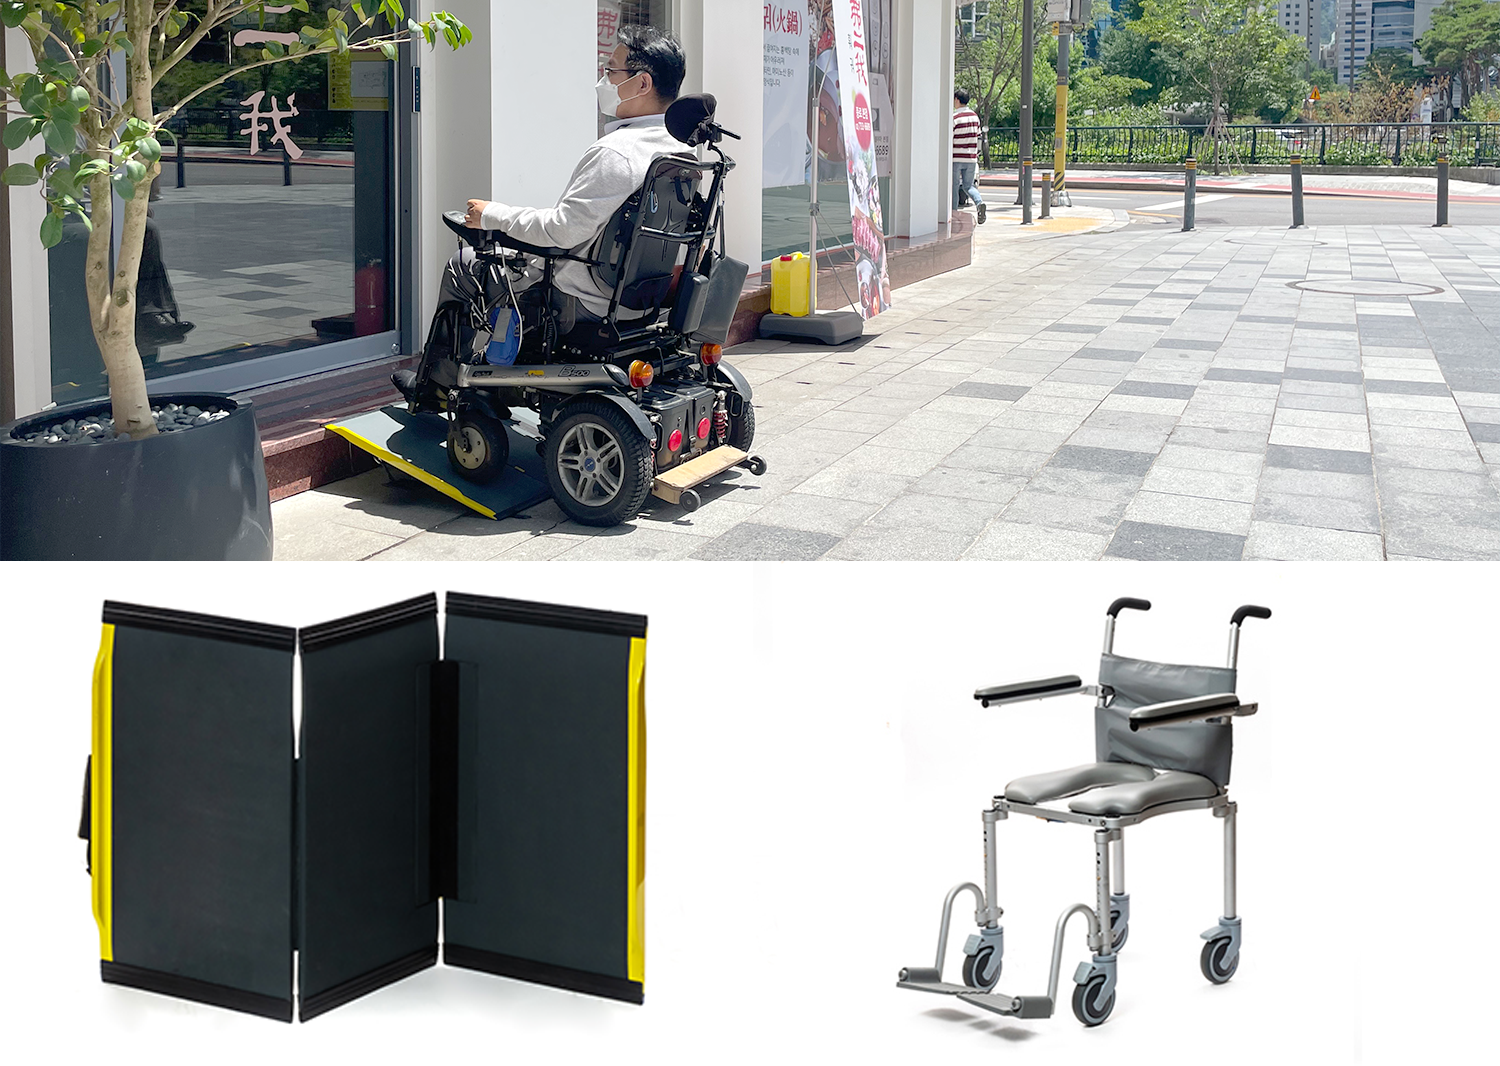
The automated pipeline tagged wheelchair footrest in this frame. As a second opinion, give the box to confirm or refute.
[896,969,1053,1019]
[651,446,748,504]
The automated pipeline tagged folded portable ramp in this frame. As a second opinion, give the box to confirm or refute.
[85,592,646,1021]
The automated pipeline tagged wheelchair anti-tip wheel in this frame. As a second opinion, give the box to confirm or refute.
[961,945,1002,992]
[447,412,509,483]
[1071,974,1115,1027]
[544,400,654,527]
[1200,937,1238,985]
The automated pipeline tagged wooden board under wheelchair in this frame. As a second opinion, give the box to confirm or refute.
[328,405,551,521]
[650,446,749,505]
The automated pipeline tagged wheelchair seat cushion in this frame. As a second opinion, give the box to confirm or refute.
[1066,770,1220,817]
[1004,762,1155,805]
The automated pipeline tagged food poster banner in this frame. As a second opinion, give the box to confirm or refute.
[763,4,811,188]
[828,0,891,317]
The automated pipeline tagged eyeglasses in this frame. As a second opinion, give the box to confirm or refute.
[603,67,644,79]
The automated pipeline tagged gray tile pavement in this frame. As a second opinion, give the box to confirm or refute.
[273,219,1500,560]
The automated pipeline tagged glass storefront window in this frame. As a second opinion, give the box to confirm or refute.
[761,0,893,265]
[48,2,398,404]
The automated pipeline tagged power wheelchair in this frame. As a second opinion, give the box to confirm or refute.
[395,95,764,527]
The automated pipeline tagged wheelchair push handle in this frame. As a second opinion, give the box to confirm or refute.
[1231,605,1272,627]
[1106,597,1151,618]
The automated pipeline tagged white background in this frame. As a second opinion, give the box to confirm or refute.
[1,561,1493,1063]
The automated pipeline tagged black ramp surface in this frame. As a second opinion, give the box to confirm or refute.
[103,603,295,1019]
[442,593,646,1001]
[298,595,441,1020]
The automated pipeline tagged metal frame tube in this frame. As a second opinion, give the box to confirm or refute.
[1227,624,1241,669]
[1094,829,1113,951]
[1110,832,1124,894]
[1223,804,1237,919]
[1102,615,1116,655]
[934,882,987,971]
[1046,903,1100,1004]
[982,806,1001,927]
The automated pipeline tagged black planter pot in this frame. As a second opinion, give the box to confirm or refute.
[0,392,273,560]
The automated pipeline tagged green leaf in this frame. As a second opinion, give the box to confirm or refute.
[137,136,162,163]
[266,40,285,58]
[20,87,48,117]
[41,119,74,155]
[68,85,90,111]
[81,37,106,58]
[2,117,41,151]
[352,1,366,20]
[40,212,63,249]
[124,159,146,183]
[1,162,40,186]
[334,22,348,53]
[378,40,397,61]
[112,172,136,200]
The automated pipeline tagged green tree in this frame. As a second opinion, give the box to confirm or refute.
[1360,46,1424,88]
[0,2,469,440]
[1416,0,1500,108]
[1130,0,1304,171]
[1096,25,1172,104]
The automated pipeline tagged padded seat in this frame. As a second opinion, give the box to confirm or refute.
[1004,762,1155,804]
[1066,770,1220,817]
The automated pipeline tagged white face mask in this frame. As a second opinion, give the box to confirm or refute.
[596,72,642,119]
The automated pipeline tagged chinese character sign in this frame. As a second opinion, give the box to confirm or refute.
[239,91,303,159]
[830,0,890,318]
[598,2,622,78]
[762,4,810,188]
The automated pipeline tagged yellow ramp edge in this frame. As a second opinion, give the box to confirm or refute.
[626,636,647,985]
[92,624,114,961]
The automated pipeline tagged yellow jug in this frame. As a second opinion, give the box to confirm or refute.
[770,252,811,317]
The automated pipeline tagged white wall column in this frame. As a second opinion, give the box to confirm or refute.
[674,0,763,276]
[3,25,52,420]
[936,1,955,225]
[892,0,942,239]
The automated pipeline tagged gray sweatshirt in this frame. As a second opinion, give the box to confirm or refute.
[478,113,685,317]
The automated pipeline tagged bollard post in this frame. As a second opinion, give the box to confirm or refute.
[176,134,185,189]
[1039,173,1052,219]
[282,145,292,187]
[1290,154,1305,229]
[1434,149,1449,228]
[1021,158,1033,225]
[1183,157,1196,232]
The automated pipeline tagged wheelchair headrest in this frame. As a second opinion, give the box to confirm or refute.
[666,93,720,146]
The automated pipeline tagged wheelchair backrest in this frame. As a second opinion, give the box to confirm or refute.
[592,154,714,314]
[1094,654,1236,787]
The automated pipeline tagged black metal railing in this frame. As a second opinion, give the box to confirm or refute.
[983,122,1500,168]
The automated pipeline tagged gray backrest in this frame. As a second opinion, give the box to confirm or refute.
[1095,653,1236,786]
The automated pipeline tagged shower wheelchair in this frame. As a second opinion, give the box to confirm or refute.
[395,94,764,526]
[897,597,1270,1027]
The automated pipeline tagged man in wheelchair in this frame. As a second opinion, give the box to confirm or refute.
[393,25,762,527]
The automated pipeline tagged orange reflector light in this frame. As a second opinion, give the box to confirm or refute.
[700,343,723,366]
[628,360,654,388]
[667,429,683,452]
[696,417,712,440]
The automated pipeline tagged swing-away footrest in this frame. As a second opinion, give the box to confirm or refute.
[896,968,1053,1019]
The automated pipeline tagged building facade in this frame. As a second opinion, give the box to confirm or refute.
[2,0,963,426]
[1277,0,1319,60]
[1334,0,1442,85]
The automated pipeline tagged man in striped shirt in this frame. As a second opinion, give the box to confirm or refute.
[952,90,985,224]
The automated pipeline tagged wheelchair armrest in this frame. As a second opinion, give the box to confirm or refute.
[974,675,1084,708]
[442,210,574,258]
[1128,692,1255,731]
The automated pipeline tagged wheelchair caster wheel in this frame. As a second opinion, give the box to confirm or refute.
[447,413,509,484]
[1111,922,1128,952]
[1200,937,1238,985]
[1071,974,1115,1027]
[961,944,1002,992]
[679,489,701,513]
[744,455,767,476]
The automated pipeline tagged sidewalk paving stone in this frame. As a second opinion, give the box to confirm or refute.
[273,219,1500,560]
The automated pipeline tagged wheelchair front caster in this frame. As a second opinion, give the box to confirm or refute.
[447,412,509,483]
[1071,973,1115,1027]
[1200,937,1238,985]
[961,943,1002,991]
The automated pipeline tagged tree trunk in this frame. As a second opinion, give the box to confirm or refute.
[92,0,161,440]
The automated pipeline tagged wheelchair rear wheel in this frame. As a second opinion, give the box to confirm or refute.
[544,400,653,526]
[447,412,510,483]
[730,400,755,452]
